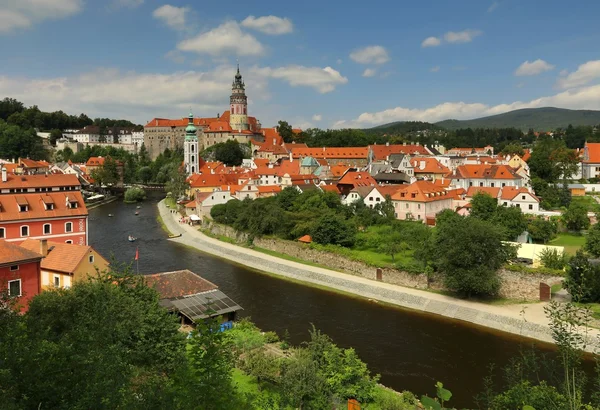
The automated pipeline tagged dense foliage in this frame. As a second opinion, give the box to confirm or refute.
[124,187,146,203]
[564,250,600,303]
[0,119,48,161]
[470,192,528,240]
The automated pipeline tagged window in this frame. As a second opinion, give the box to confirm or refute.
[376,197,381,202]
[20,226,29,237]
[10,265,18,271]
[417,204,421,210]
[43,224,51,234]
[479,182,484,187]
[65,240,73,244]
[368,197,373,201]
[502,183,506,187]
[469,182,473,187]
[45,203,54,210]
[521,195,526,200]
[529,204,533,210]
[65,222,73,233]
[19,205,28,212]
[490,183,495,187]
[53,276,60,288]
[405,203,409,209]
[8,279,21,297]
[89,255,94,263]
[0,228,4,238]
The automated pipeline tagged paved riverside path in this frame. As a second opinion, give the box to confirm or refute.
[158,200,600,350]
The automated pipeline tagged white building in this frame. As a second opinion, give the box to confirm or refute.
[499,187,540,214]
[450,164,523,190]
[132,131,144,146]
[195,190,235,218]
[72,126,101,144]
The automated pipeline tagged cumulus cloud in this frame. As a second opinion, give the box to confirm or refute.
[421,37,441,48]
[515,59,555,76]
[430,66,440,72]
[0,0,82,33]
[177,21,265,56]
[362,68,376,77]
[312,114,322,121]
[333,84,600,128]
[0,66,271,124]
[422,30,481,47]
[254,65,348,93]
[241,15,293,35]
[349,46,390,65]
[556,60,600,89]
[153,5,189,30]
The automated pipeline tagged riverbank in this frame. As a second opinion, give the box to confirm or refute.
[86,196,118,210]
[157,200,600,352]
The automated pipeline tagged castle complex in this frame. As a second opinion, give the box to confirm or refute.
[144,66,264,160]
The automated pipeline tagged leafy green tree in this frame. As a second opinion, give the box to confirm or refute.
[280,348,325,408]
[492,205,528,240]
[49,128,63,145]
[500,143,525,157]
[138,143,151,167]
[165,166,188,200]
[434,216,516,298]
[0,97,24,120]
[528,217,558,243]
[124,187,146,203]
[242,347,280,387]
[538,248,568,270]
[277,120,294,143]
[312,213,356,247]
[378,232,407,262]
[137,166,153,184]
[90,156,120,186]
[585,222,600,257]
[470,192,498,221]
[276,186,301,211]
[564,250,600,302]
[562,202,590,231]
[490,381,568,410]
[214,139,244,166]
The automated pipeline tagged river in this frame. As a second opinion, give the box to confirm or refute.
[90,197,566,407]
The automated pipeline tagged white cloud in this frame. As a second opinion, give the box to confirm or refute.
[153,5,189,30]
[333,84,600,128]
[312,114,322,121]
[254,65,348,93]
[177,21,265,56]
[349,46,390,65]
[421,37,441,48]
[444,29,482,44]
[556,60,600,89]
[0,66,272,124]
[515,59,555,76]
[362,68,376,78]
[430,66,440,73]
[111,0,143,8]
[241,15,293,35]
[0,0,82,34]
[487,1,499,12]
[560,69,568,76]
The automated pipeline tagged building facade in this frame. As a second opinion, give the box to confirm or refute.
[183,112,199,176]
[0,240,42,312]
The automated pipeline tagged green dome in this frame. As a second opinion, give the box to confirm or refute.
[185,112,197,140]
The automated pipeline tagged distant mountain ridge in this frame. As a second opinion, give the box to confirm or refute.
[371,108,600,132]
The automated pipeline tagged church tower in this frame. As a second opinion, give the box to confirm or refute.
[183,112,199,176]
[229,65,249,131]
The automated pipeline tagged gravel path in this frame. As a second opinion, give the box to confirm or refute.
[158,200,600,351]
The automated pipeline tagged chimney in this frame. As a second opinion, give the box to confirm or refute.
[385,142,389,147]
[289,152,293,162]
[40,239,48,257]
[420,160,425,170]
[273,138,276,145]
[211,169,215,174]
[1,167,6,183]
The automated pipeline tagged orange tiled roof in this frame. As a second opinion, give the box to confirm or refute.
[0,191,87,222]
[20,239,107,274]
[292,147,369,159]
[320,185,340,193]
[391,180,451,203]
[0,173,80,189]
[198,162,224,174]
[292,128,302,135]
[330,164,352,177]
[372,185,403,197]
[0,240,42,266]
[369,144,429,160]
[19,158,49,169]
[500,186,539,202]
[1,163,18,174]
[522,150,531,162]
[432,179,451,188]
[410,157,450,174]
[585,142,600,163]
[86,156,123,167]
[446,188,467,200]
[337,172,377,187]
[261,128,283,145]
[466,186,501,198]
[258,186,282,193]
[258,143,288,155]
[253,159,270,167]
[452,164,520,180]
[188,173,228,188]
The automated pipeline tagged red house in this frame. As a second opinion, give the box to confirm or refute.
[0,171,89,245]
[0,240,42,312]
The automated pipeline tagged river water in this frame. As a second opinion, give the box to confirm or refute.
[90,198,564,407]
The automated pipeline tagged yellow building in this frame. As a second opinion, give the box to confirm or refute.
[508,154,528,170]
[20,239,110,290]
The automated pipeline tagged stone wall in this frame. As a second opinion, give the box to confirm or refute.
[203,221,561,301]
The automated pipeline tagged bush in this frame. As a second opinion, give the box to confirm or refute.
[124,187,146,203]
[263,331,279,343]
[227,319,266,355]
[538,248,569,270]
[312,213,356,247]
[564,250,600,302]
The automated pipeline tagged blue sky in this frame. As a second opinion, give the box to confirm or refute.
[1,0,600,129]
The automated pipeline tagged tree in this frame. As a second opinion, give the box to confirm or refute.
[280,348,324,408]
[0,97,24,121]
[165,166,188,200]
[214,140,244,166]
[138,143,151,167]
[492,205,528,240]
[528,217,558,243]
[277,120,294,143]
[0,269,186,409]
[312,213,356,247]
[434,216,516,298]
[90,156,119,186]
[49,128,63,146]
[538,248,568,270]
[585,222,600,257]
[378,232,406,262]
[470,192,498,221]
[124,187,146,203]
[564,250,600,302]
[562,202,590,231]
[500,143,524,157]
[137,166,153,184]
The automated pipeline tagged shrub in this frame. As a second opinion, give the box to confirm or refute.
[124,187,146,203]
[538,248,569,270]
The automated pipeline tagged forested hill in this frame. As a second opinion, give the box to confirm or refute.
[434,107,600,131]
[363,121,442,135]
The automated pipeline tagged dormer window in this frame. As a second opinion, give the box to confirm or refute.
[19,205,28,212]
[45,203,54,210]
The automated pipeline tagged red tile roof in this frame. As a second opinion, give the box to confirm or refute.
[320,185,341,193]
[466,186,501,198]
[19,158,49,169]
[0,240,42,266]
[522,150,531,162]
[330,164,352,177]
[410,157,450,174]
[86,156,123,167]
[500,186,539,202]
[0,173,80,189]
[292,147,369,159]
[188,173,229,188]
[261,128,283,145]
[584,142,600,163]
[452,164,520,180]
[337,172,377,187]
[146,270,218,299]
[20,239,107,274]
[391,181,452,203]
[258,186,282,194]
[369,144,429,160]
[371,185,403,197]
[0,192,87,222]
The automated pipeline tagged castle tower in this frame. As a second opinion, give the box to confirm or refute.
[229,65,249,131]
[183,112,199,176]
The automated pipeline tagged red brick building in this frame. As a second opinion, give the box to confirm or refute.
[0,240,42,312]
[0,171,89,245]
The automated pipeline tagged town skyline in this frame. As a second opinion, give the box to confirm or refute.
[1,1,600,129]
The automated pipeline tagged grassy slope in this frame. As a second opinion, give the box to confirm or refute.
[549,233,586,255]
[434,107,600,131]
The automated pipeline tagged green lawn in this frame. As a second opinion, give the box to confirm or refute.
[571,195,600,213]
[574,303,600,320]
[164,196,176,208]
[549,233,586,255]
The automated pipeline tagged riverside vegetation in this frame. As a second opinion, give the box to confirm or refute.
[2,266,600,409]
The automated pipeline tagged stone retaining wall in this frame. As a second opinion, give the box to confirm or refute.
[203,221,561,301]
